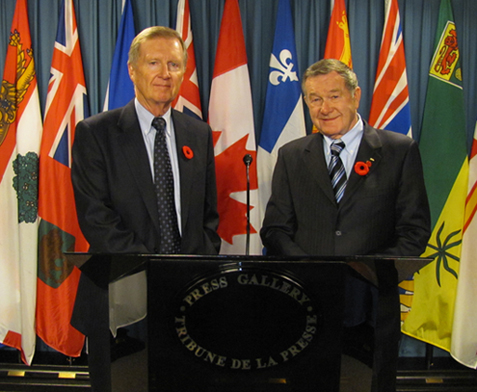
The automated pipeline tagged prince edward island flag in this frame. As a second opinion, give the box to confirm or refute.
[402,0,468,353]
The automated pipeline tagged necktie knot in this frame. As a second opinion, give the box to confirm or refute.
[152,117,166,133]
[330,140,345,156]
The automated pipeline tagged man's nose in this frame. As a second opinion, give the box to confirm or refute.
[320,100,332,113]
[158,63,170,78]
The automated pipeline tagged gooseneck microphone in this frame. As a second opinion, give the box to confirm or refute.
[243,154,253,167]
[243,154,253,256]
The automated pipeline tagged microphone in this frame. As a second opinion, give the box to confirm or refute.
[243,154,253,166]
[243,154,253,256]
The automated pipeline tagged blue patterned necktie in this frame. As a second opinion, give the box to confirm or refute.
[152,117,181,253]
[329,141,347,203]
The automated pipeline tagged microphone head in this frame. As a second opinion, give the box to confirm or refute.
[243,154,253,166]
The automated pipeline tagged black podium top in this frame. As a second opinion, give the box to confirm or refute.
[66,253,431,289]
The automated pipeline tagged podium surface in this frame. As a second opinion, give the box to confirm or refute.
[69,254,430,392]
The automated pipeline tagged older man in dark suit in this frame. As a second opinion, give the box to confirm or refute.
[72,26,220,255]
[71,26,220,391]
[261,59,431,392]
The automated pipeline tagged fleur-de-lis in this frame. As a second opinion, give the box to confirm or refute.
[269,49,298,86]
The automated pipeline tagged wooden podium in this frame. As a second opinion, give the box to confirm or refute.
[69,254,430,392]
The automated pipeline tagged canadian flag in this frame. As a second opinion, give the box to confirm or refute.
[208,0,261,255]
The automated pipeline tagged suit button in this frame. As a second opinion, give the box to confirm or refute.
[335,230,342,236]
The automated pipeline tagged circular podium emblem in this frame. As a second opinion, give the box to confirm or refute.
[174,266,322,370]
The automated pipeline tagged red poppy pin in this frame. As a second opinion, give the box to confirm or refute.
[182,146,193,159]
[354,159,373,176]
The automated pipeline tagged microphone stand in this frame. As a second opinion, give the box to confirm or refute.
[243,154,253,256]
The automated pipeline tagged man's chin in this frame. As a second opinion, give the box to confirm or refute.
[318,127,340,139]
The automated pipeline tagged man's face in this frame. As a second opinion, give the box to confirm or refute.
[128,37,185,115]
[304,71,361,139]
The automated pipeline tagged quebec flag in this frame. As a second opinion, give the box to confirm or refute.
[257,0,306,224]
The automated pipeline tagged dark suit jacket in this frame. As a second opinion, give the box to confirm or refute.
[70,102,221,392]
[261,122,431,391]
[71,100,220,255]
[261,122,430,263]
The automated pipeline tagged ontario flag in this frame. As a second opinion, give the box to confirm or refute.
[257,0,306,225]
[324,0,353,68]
[36,0,89,357]
[0,0,43,365]
[368,0,412,137]
[173,0,203,120]
[208,0,261,255]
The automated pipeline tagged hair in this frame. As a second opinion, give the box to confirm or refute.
[302,59,358,96]
[128,26,188,68]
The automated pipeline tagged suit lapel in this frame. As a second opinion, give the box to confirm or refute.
[172,110,193,231]
[340,123,383,205]
[117,101,161,232]
[303,133,336,204]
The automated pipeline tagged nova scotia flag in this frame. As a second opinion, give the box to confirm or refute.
[101,0,146,338]
[257,0,306,224]
[103,0,135,111]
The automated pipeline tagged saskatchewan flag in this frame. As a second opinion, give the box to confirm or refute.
[401,0,468,352]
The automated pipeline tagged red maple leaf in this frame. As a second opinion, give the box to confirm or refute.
[213,132,258,244]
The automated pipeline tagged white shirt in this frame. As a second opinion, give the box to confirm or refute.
[322,113,364,179]
[135,99,182,233]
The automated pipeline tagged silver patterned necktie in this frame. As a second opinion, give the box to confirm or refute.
[329,141,347,203]
[152,117,181,253]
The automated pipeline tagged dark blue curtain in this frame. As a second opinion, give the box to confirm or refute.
[2,0,476,360]
[1,0,477,148]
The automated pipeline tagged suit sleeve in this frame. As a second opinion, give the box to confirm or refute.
[71,119,149,253]
[260,147,308,256]
[203,127,221,254]
[377,140,431,256]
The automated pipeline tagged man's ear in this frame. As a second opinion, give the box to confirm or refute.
[128,62,135,82]
[353,86,362,109]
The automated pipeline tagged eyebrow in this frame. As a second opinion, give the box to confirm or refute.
[308,88,342,96]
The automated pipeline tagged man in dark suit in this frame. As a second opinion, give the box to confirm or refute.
[261,59,431,392]
[71,26,220,391]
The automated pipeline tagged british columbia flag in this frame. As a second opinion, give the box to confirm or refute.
[368,0,412,137]
[370,0,414,326]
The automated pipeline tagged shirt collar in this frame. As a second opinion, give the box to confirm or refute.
[322,113,363,152]
[135,99,173,137]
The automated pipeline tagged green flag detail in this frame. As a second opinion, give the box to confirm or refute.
[402,0,468,352]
